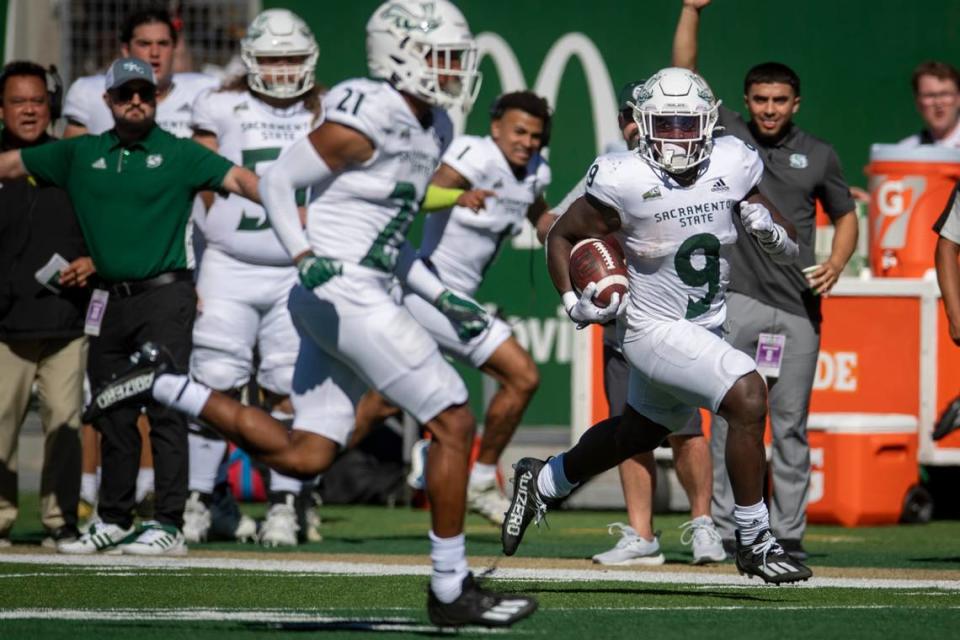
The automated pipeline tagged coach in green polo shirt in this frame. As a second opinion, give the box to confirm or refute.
[0,57,260,556]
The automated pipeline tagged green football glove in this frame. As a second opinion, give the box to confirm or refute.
[435,290,490,341]
[297,254,343,289]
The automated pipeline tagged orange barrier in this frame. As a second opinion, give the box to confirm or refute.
[807,414,918,526]
[865,145,960,277]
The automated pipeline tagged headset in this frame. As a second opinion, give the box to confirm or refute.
[489,91,552,148]
[0,62,64,121]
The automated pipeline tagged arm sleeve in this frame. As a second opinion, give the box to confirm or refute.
[934,183,960,244]
[190,90,221,136]
[182,138,234,191]
[20,138,77,187]
[440,136,485,186]
[815,146,856,219]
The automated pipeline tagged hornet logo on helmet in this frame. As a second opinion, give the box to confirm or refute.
[381,3,442,33]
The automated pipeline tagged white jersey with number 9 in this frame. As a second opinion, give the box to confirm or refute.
[585,135,763,332]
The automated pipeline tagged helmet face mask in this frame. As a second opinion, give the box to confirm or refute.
[241,9,318,99]
[367,1,482,113]
[631,68,719,174]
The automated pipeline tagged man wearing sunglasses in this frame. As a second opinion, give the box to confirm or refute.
[0,57,261,557]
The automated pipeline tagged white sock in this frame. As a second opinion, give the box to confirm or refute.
[469,462,497,488]
[429,530,468,604]
[270,468,303,494]
[152,374,211,418]
[188,431,226,494]
[734,500,770,545]
[537,454,577,499]
[80,472,98,504]
[135,467,155,503]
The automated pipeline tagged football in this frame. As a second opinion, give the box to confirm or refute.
[569,236,628,308]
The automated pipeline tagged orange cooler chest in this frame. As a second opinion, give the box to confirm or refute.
[807,413,918,527]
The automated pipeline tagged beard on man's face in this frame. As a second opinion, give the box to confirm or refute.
[113,105,155,135]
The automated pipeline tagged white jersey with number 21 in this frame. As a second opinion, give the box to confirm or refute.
[306,78,453,273]
[585,136,763,332]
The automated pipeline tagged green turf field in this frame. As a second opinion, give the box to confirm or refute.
[3,495,959,639]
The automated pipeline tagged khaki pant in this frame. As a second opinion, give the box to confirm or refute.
[0,337,86,534]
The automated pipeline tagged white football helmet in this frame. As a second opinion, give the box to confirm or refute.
[366,0,482,113]
[241,9,319,99]
[630,67,720,174]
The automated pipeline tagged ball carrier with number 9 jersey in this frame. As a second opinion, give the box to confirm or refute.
[85,0,538,628]
[504,68,813,585]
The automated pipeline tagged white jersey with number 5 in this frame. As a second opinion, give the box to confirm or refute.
[192,90,317,266]
[420,134,551,296]
[585,136,763,331]
[306,78,452,273]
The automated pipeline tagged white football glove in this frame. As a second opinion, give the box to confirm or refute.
[739,201,775,239]
[562,283,625,329]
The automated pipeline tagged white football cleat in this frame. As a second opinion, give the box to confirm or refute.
[259,494,300,547]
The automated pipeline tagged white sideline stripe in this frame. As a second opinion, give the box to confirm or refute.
[0,608,513,633]
[2,554,959,591]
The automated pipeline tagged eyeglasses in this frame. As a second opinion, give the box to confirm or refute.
[109,84,157,104]
[918,90,959,104]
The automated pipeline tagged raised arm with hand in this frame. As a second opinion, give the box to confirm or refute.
[672,0,711,70]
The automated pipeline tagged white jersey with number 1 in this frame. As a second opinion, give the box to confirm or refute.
[192,90,317,266]
[420,134,551,296]
[585,136,763,332]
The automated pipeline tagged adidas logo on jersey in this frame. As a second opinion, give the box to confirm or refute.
[177,103,192,113]
[91,157,107,169]
[493,179,504,189]
[711,178,730,193]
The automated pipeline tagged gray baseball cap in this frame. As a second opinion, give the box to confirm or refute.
[105,57,156,90]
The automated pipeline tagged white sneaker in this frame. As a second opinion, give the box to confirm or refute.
[680,515,727,564]
[406,438,430,490]
[259,494,300,547]
[120,521,187,556]
[234,514,259,543]
[467,479,510,525]
[58,521,135,555]
[182,491,212,544]
[591,523,665,566]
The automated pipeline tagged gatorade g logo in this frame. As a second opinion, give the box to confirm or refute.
[873,176,927,249]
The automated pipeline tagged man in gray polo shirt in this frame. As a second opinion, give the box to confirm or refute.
[673,0,858,559]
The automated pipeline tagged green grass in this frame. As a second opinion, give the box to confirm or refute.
[4,494,960,639]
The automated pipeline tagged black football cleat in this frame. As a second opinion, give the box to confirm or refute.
[735,529,813,585]
[427,572,537,628]
[83,342,172,423]
[501,457,549,556]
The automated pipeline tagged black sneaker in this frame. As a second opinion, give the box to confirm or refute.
[83,342,172,422]
[501,457,548,556]
[735,529,813,584]
[427,572,537,628]
[778,538,809,561]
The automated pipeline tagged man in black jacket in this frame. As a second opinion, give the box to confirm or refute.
[0,61,93,549]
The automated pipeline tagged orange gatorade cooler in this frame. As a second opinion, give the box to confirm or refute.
[806,413,918,527]
[865,145,960,277]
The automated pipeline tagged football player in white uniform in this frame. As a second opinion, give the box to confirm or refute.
[502,68,812,585]
[88,0,538,628]
[184,9,321,548]
[357,90,554,525]
[65,7,218,524]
